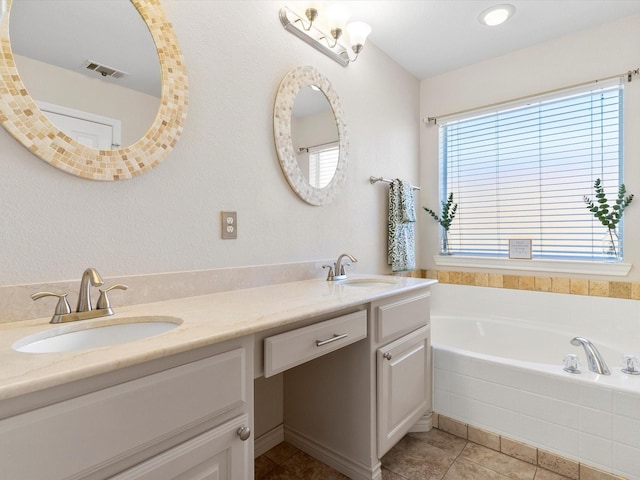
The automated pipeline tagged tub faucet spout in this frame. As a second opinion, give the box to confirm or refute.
[570,337,610,375]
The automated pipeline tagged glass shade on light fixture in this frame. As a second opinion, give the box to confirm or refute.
[346,21,371,54]
[279,4,371,66]
[327,3,350,40]
[478,4,515,26]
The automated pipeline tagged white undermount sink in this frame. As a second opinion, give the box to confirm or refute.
[12,316,182,354]
[339,278,399,287]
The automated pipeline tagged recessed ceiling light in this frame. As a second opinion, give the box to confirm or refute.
[479,4,515,26]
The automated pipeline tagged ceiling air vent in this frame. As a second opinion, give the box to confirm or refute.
[82,60,128,79]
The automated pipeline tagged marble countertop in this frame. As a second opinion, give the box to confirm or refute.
[0,275,436,401]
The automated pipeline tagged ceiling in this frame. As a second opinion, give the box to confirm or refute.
[7,0,640,97]
[336,0,640,79]
[10,0,161,97]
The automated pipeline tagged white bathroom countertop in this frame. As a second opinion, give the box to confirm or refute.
[0,275,436,401]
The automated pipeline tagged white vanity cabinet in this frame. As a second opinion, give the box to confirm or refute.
[374,291,431,457]
[279,287,432,480]
[377,324,430,456]
[111,414,250,480]
[0,337,253,480]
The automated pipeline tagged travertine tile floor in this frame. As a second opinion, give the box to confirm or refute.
[255,429,573,479]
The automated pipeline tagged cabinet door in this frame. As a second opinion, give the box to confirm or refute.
[112,414,252,480]
[377,325,430,457]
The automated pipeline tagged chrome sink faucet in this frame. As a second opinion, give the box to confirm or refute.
[31,268,128,324]
[323,253,358,281]
[570,337,610,375]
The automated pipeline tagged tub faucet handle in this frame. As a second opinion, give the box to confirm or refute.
[622,355,640,375]
[563,354,581,374]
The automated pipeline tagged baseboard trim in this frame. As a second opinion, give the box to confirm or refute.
[254,425,285,458]
[285,426,382,480]
[408,412,433,433]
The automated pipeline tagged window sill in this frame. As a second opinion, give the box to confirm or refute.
[432,255,632,277]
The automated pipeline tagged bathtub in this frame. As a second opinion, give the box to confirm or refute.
[430,283,640,479]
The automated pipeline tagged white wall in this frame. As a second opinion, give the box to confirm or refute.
[0,0,420,286]
[419,14,640,281]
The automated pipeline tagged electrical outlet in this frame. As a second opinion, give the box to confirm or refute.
[221,211,237,239]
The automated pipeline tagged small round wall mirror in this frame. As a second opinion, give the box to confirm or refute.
[274,66,348,206]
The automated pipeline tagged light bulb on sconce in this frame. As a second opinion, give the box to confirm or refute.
[327,3,351,45]
[346,21,371,55]
[280,3,372,66]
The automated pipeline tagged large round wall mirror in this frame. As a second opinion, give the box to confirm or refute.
[0,0,188,181]
[274,66,348,206]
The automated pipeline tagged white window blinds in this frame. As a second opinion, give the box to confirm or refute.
[439,81,623,260]
[309,143,339,188]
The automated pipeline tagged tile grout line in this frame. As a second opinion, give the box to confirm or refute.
[436,413,627,480]
[438,438,470,480]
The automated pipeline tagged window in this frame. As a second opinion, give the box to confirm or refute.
[439,81,624,261]
[308,143,339,188]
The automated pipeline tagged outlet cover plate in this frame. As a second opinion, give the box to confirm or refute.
[221,211,237,239]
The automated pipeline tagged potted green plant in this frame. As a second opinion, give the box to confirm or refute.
[424,193,458,255]
[583,178,634,261]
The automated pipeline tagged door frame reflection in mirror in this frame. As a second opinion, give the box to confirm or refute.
[0,0,188,181]
[274,65,348,206]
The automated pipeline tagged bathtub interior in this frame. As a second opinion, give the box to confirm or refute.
[429,283,640,479]
[430,283,640,370]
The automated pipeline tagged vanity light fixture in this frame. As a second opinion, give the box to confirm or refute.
[478,4,515,26]
[279,4,372,66]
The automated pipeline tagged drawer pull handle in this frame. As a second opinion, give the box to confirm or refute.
[383,352,392,361]
[316,333,348,347]
[237,426,251,441]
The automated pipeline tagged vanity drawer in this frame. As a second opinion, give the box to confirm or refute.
[375,291,430,343]
[264,310,367,377]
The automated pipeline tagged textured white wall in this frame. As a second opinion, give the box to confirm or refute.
[419,14,640,280]
[0,0,420,285]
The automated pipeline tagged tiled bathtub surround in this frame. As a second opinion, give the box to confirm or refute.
[404,269,640,300]
[430,284,640,479]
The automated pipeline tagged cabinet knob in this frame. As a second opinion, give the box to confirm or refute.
[237,426,251,441]
[383,352,392,361]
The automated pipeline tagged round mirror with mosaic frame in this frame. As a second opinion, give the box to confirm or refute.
[274,65,348,206]
[0,0,188,181]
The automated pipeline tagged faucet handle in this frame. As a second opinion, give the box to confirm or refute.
[31,292,72,323]
[339,262,352,276]
[622,355,640,375]
[97,284,128,310]
[322,264,335,281]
